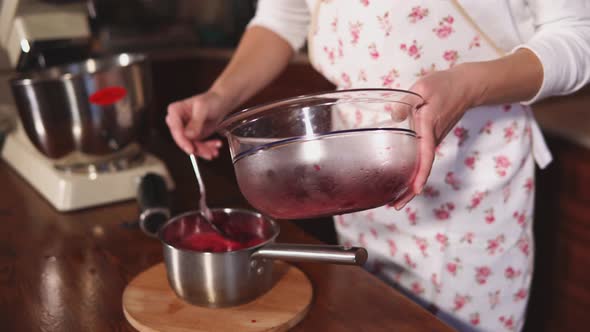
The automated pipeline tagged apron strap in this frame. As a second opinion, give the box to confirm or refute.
[449,0,506,57]
[307,0,323,67]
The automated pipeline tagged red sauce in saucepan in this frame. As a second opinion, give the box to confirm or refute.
[161,212,270,253]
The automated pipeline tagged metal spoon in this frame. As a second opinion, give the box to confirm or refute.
[189,154,232,239]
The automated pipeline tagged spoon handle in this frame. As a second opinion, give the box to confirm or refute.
[189,154,213,221]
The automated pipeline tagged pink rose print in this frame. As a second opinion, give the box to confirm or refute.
[368,43,380,59]
[443,50,459,67]
[485,208,495,224]
[364,211,374,222]
[416,63,437,77]
[504,121,519,143]
[434,202,455,220]
[340,72,352,89]
[514,288,528,301]
[505,267,522,280]
[518,236,530,256]
[357,69,367,82]
[387,239,397,256]
[349,21,363,45]
[503,104,512,112]
[400,40,422,59]
[470,313,480,326]
[369,227,378,239]
[479,120,493,134]
[475,266,492,285]
[323,46,336,64]
[336,215,349,227]
[413,235,429,257]
[405,207,418,225]
[467,190,488,211]
[494,155,511,177]
[404,253,417,269]
[431,273,442,293]
[524,178,534,194]
[408,6,429,23]
[381,68,400,88]
[461,232,475,244]
[337,39,344,58]
[446,257,462,276]
[513,211,527,228]
[360,0,370,7]
[447,263,458,276]
[464,151,480,170]
[469,35,481,49]
[411,281,424,295]
[433,16,455,39]
[499,316,515,330]
[422,185,440,198]
[445,172,461,190]
[435,233,449,251]
[377,12,392,36]
[358,233,367,247]
[487,234,505,255]
[385,223,398,232]
[489,290,501,309]
[454,126,469,146]
[453,293,472,312]
[331,17,338,32]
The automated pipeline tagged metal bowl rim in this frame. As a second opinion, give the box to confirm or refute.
[157,207,280,255]
[10,52,148,86]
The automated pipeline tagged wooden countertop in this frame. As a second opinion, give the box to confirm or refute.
[0,133,454,331]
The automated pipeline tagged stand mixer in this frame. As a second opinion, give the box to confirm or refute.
[0,0,173,212]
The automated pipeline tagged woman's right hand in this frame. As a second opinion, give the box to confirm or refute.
[165,90,230,159]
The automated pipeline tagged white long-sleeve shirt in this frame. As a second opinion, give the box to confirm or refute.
[248,0,590,104]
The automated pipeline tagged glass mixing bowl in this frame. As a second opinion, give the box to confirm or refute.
[217,89,424,220]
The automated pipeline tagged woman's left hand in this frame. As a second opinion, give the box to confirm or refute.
[393,64,479,210]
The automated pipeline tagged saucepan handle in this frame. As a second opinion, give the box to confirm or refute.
[251,243,367,265]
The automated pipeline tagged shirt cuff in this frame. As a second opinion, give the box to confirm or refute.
[512,27,590,105]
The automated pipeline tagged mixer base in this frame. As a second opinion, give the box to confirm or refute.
[1,131,174,212]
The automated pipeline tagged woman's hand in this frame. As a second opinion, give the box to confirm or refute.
[393,65,480,210]
[166,90,230,159]
[392,49,543,210]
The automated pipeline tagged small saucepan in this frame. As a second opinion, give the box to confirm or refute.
[138,174,367,308]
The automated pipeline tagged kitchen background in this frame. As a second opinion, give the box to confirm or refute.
[87,0,257,52]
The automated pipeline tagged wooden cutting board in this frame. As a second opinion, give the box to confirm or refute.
[122,261,313,332]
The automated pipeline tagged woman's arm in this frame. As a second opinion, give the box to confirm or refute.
[166,0,310,156]
[209,26,296,112]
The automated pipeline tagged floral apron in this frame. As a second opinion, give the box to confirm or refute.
[306,1,552,331]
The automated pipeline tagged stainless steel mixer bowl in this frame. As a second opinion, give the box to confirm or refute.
[10,53,151,168]
[217,89,424,220]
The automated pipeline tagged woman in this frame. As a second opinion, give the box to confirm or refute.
[166,1,590,330]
